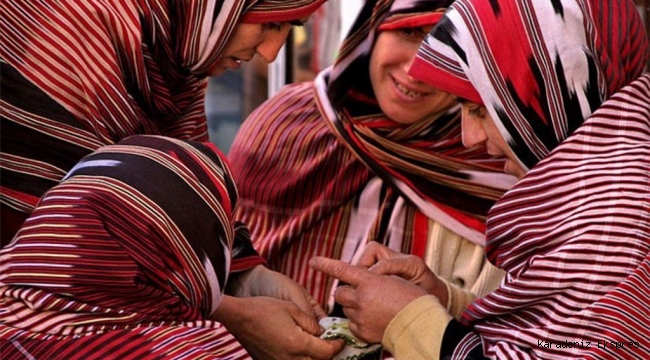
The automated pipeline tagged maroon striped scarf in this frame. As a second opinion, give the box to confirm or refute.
[0,0,327,244]
[410,0,650,357]
[0,135,265,359]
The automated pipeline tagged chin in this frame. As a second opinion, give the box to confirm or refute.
[505,162,526,179]
[384,108,421,125]
[207,66,227,77]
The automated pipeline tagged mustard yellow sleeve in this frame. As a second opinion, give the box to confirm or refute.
[382,295,452,360]
[425,221,505,298]
[442,278,477,320]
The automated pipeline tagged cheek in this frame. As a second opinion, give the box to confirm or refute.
[368,50,382,89]
[504,160,526,179]
[369,53,391,113]
[369,34,394,79]
[487,126,509,153]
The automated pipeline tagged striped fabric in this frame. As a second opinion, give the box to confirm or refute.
[463,74,650,359]
[410,0,649,172]
[242,0,328,22]
[229,0,516,312]
[0,0,328,245]
[409,0,650,358]
[0,135,265,359]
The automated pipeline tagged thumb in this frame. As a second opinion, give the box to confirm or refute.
[291,306,324,336]
[301,336,346,360]
[293,289,327,318]
[307,293,328,319]
[289,288,319,317]
[355,242,399,268]
[368,258,418,280]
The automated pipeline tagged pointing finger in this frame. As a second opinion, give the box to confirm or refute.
[309,257,372,287]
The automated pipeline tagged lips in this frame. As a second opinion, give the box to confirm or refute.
[229,57,247,69]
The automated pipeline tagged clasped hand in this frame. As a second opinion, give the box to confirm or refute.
[309,242,448,344]
[212,265,345,360]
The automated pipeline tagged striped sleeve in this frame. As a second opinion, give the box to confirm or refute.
[441,321,487,360]
[230,221,266,272]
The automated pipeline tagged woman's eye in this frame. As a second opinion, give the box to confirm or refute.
[468,106,487,117]
[264,22,284,31]
[399,27,428,41]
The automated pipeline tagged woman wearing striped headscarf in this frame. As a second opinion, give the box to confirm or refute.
[1,3,336,357]
[229,0,517,322]
[0,0,329,245]
[0,135,344,359]
[311,0,650,358]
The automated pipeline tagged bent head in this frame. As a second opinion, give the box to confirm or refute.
[206,0,328,76]
[208,21,300,76]
[458,101,526,178]
[409,0,649,177]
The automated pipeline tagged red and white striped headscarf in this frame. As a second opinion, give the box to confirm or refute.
[0,135,265,358]
[410,0,648,171]
[0,0,327,244]
[410,0,650,358]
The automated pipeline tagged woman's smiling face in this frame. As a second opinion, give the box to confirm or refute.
[369,26,455,124]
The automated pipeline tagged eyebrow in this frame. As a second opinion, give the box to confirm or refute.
[289,18,308,26]
[452,96,471,104]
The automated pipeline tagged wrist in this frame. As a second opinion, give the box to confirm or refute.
[225,264,266,297]
[210,295,241,324]
[438,276,451,310]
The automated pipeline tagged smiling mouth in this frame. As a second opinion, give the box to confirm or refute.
[394,79,424,98]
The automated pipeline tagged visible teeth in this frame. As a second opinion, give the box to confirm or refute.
[395,81,422,98]
[235,59,242,64]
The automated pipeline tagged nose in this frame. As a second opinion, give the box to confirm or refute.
[256,26,292,63]
[461,110,487,148]
[403,45,420,79]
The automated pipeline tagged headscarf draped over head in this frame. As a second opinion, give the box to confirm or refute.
[410,0,649,171]
[2,0,329,131]
[322,0,516,241]
[242,0,328,22]
[0,135,264,358]
[410,0,650,358]
[0,136,261,360]
[0,0,327,244]
[198,0,328,73]
[328,0,451,106]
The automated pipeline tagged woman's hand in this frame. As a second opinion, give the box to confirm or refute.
[355,241,404,268]
[355,243,448,305]
[212,295,345,360]
[309,256,428,344]
[226,264,326,318]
